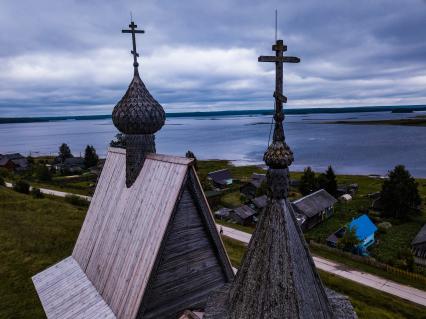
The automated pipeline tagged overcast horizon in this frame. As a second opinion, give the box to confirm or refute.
[1,0,426,117]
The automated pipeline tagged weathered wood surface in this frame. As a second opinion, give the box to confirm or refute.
[34,148,233,319]
[72,149,188,319]
[139,185,229,318]
[32,257,116,319]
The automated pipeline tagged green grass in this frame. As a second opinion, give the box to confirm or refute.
[220,190,243,208]
[221,236,247,268]
[319,271,426,319]
[0,187,86,318]
[1,185,425,318]
[222,235,426,319]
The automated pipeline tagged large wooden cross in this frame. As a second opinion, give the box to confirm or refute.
[258,39,300,107]
[258,39,300,145]
[122,21,145,72]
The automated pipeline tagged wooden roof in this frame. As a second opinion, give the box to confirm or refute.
[33,147,232,319]
[293,189,337,218]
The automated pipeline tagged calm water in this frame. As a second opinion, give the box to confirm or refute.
[1,111,425,177]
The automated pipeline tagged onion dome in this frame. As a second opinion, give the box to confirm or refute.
[112,73,165,135]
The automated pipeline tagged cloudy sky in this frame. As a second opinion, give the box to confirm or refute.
[1,0,426,116]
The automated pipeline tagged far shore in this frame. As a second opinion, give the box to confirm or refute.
[321,115,426,127]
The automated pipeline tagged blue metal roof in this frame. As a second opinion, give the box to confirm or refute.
[348,214,377,241]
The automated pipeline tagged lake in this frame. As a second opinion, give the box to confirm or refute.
[1,110,425,177]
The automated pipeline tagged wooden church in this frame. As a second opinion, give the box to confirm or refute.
[33,19,357,319]
[32,20,234,319]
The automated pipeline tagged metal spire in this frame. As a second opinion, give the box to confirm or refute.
[122,19,145,75]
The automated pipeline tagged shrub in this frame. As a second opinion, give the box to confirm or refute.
[0,176,4,186]
[13,180,30,194]
[31,188,44,199]
[35,165,52,181]
[377,222,392,234]
[64,195,89,207]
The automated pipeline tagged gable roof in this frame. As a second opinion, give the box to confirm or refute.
[33,147,233,319]
[250,173,266,188]
[412,224,426,246]
[292,189,337,218]
[348,214,378,241]
[0,153,24,160]
[253,195,268,209]
[208,169,232,184]
[233,205,256,220]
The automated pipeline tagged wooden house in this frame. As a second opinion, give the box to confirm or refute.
[348,214,378,251]
[32,148,234,319]
[207,169,233,189]
[239,173,266,199]
[292,189,337,230]
[412,224,426,267]
[252,194,268,210]
[0,153,29,171]
[230,205,256,225]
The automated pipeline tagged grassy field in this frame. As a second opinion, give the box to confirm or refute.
[221,236,426,319]
[0,184,425,318]
[0,187,86,319]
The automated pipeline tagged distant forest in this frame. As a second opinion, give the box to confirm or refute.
[1,105,426,124]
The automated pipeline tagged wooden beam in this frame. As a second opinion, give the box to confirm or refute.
[258,56,301,63]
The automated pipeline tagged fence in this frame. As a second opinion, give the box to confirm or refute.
[309,241,426,286]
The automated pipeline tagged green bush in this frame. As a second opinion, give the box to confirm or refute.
[0,176,4,187]
[377,221,392,234]
[31,188,44,199]
[64,195,89,207]
[13,180,30,194]
[35,165,52,181]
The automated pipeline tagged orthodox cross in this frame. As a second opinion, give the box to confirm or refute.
[122,21,145,74]
[258,40,300,144]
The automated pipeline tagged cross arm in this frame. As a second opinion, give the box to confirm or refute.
[122,30,145,34]
[258,56,301,63]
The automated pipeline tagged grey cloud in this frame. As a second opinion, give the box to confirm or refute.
[0,0,425,116]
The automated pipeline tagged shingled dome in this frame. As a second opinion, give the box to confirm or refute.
[112,73,165,135]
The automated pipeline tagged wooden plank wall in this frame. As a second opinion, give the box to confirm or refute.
[72,148,188,319]
[139,185,228,319]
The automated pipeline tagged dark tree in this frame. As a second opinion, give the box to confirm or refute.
[318,166,338,197]
[337,227,361,252]
[35,165,52,181]
[380,165,421,219]
[299,167,318,196]
[59,143,73,162]
[185,150,198,170]
[110,133,126,148]
[84,145,99,168]
[13,180,30,194]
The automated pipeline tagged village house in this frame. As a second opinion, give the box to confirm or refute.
[207,169,233,189]
[252,194,268,210]
[54,157,85,173]
[412,224,426,267]
[239,173,266,199]
[348,214,378,254]
[0,153,29,171]
[214,207,232,220]
[292,189,337,230]
[230,205,257,225]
